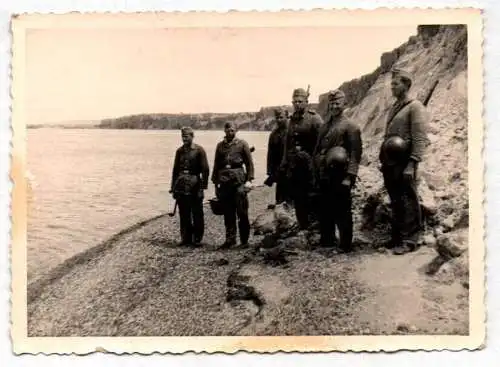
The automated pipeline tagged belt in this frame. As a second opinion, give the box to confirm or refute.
[180,170,197,175]
[224,164,243,169]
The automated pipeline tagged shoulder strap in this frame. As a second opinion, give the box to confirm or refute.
[387,99,414,125]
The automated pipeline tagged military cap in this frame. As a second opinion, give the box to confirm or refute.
[391,67,413,85]
[292,88,309,98]
[181,126,194,135]
[224,121,236,129]
[327,89,346,101]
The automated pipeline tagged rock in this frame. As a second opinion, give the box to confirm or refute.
[434,250,469,285]
[252,210,275,235]
[435,191,452,200]
[454,210,469,229]
[353,233,372,247]
[434,226,444,238]
[281,230,310,250]
[423,233,437,247]
[260,234,279,249]
[215,258,229,266]
[396,323,410,333]
[436,229,468,259]
[442,216,455,232]
[274,203,297,234]
[418,177,437,216]
[306,231,321,248]
[424,254,448,276]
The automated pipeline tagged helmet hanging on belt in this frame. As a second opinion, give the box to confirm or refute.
[382,136,409,161]
[209,198,224,216]
[326,146,349,169]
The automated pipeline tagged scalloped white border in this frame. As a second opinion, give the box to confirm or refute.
[1,0,498,365]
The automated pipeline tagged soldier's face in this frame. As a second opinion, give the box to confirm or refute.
[276,113,288,127]
[292,96,307,112]
[391,76,408,98]
[225,126,236,140]
[181,133,193,145]
[328,98,345,116]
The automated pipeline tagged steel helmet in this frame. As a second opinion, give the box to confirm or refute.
[209,198,224,216]
[326,146,349,168]
[383,136,409,160]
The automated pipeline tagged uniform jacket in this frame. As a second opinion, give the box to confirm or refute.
[380,98,429,164]
[171,143,210,195]
[313,113,363,178]
[266,123,288,178]
[212,137,255,185]
[281,109,323,168]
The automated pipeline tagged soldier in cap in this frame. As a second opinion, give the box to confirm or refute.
[212,121,255,249]
[280,87,324,229]
[379,67,429,255]
[265,107,291,206]
[312,89,363,252]
[170,126,210,246]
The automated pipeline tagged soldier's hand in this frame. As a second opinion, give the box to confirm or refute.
[341,177,351,188]
[403,161,416,181]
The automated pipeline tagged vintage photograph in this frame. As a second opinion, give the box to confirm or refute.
[10,9,484,354]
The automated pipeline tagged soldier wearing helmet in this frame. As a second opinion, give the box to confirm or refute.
[170,126,210,247]
[379,67,429,255]
[312,89,363,252]
[212,121,255,249]
[280,87,324,229]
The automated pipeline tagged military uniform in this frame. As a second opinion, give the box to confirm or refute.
[380,70,429,250]
[266,119,290,204]
[281,107,323,229]
[171,142,210,245]
[212,137,255,246]
[313,111,363,251]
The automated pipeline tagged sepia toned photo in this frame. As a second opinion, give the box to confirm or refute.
[10,8,484,354]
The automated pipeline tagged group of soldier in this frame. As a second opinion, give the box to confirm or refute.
[170,67,429,256]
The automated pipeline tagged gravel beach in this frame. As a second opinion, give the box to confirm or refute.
[27,186,468,337]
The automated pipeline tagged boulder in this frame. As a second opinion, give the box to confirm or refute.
[252,210,276,235]
[280,230,311,250]
[436,228,468,259]
[434,250,469,285]
[274,203,297,235]
[418,177,437,217]
[251,202,299,237]
[423,233,437,247]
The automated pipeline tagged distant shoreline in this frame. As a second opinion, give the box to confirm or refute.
[27,125,272,132]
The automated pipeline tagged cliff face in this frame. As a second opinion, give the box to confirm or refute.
[338,24,469,233]
[335,25,467,164]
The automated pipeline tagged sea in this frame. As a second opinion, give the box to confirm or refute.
[27,128,271,282]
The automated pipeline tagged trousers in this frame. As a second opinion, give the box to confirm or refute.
[177,194,205,244]
[382,163,423,245]
[275,176,291,205]
[318,181,354,251]
[219,184,250,245]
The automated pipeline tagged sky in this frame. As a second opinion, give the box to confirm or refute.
[25,26,417,124]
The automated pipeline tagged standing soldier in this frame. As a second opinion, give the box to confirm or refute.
[379,68,429,255]
[280,87,323,229]
[313,90,362,252]
[170,127,210,247]
[212,122,255,249]
[264,107,290,206]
